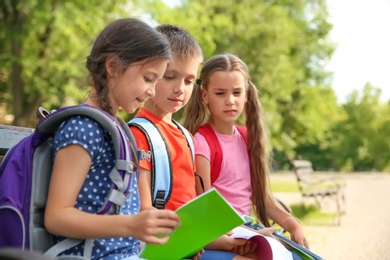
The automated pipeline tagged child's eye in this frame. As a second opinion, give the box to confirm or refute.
[164,75,175,80]
[234,91,242,96]
[185,79,194,85]
[215,92,224,95]
[144,76,152,83]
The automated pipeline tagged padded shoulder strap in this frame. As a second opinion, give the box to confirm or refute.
[128,117,172,209]
[39,106,135,215]
[172,119,194,163]
[39,105,136,258]
[197,124,222,185]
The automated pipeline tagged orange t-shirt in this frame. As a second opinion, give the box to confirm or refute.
[130,108,196,211]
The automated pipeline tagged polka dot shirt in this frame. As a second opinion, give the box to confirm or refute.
[52,116,141,259]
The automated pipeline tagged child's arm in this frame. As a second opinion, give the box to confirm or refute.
[194,155,212,194]
[44,145,180,244]
[138,168,156,211]
[266,195,310,249]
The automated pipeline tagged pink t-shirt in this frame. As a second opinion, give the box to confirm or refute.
[194,126,252,216]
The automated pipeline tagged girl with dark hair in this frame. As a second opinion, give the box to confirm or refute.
[44,18,180,260]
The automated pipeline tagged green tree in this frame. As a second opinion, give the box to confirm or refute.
[139,0,338,160]
[330,84,390,171]
[0,0,134,126]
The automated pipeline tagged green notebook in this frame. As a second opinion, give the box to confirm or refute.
[139,188,245,260]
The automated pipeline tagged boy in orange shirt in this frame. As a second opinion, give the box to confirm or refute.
[129,24,259,260]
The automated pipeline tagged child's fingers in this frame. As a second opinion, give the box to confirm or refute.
[156,210,181,222]
[142,234,170,244]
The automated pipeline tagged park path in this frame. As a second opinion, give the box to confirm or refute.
[270,172,390,260]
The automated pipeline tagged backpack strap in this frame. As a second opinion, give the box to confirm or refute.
[129,117,172,209]
[197,124,222,185]
[128,117,194,210]
[38,105,137,258]
[172,119,194,163]
[37,105,136,215]
[197,124,247,185]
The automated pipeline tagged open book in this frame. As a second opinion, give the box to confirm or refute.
[231,226,293,260]
[242,216,323,260]
[139,188,245,260]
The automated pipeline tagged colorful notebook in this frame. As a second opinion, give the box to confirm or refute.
[139,188,245,260]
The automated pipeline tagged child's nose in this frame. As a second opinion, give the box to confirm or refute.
[225,94,234,105]
[173,81,185,94]
[146,85,156,98]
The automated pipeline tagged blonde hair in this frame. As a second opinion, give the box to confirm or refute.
[183,53,273,226]
[156,24,203,62]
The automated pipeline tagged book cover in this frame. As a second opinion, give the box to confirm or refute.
[230,226,294,260]
[273,232,323,260]
[139,188,245,260]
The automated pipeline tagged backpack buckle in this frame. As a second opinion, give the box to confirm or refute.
[154,190,166,209]
[138,150,151,162]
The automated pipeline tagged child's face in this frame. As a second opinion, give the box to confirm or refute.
[149,56,200,119]
[202,71,247,125]
[110,59,168,114]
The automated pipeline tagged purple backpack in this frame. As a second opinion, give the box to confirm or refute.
[0,105,138,257]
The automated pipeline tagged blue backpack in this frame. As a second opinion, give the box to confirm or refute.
[0,105,137,258]
[128,117,194,209]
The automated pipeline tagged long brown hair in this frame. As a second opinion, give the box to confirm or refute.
[183,53,273,226]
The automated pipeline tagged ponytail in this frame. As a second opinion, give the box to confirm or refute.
[182,79,209,134]
[246,81,273,227]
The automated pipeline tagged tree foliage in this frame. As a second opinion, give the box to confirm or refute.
[330,84,390,171]
[0,0,388,171]
[0,0,134,126]
[139,0,338,159]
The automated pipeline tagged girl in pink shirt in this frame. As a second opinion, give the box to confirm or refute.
[183,54,310,255]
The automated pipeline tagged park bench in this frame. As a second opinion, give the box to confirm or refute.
[290,159,346,225]
[0,124,34,161]
[0,108,49,161]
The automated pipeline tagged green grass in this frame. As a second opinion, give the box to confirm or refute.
[290,203,335,226]
[270,180,336,226]
[270,181,300,193]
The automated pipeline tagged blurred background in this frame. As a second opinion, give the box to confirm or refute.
[1,0,389,172]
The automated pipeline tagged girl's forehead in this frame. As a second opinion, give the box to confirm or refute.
[208,71,246,87]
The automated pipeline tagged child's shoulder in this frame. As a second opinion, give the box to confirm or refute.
[57,115,107,135]
[54,115,112,155]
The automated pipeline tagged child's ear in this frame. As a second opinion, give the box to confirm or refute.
[105,55,118,77]
[201,89,208,104]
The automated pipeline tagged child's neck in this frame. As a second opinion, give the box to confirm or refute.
[208,120,235,135]
[143,102,174,126]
